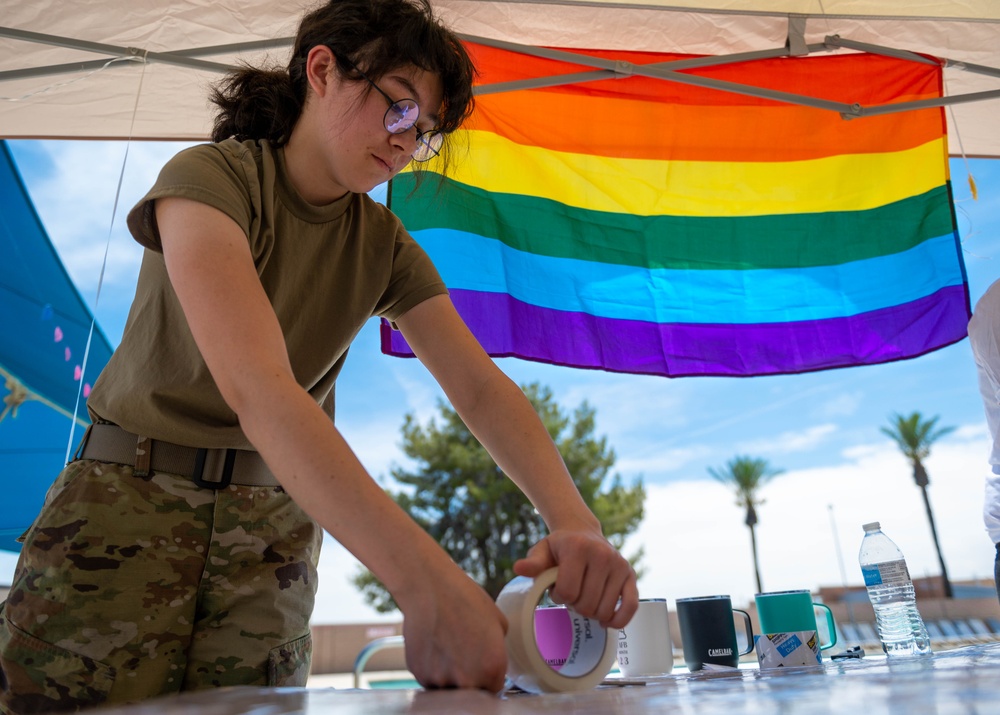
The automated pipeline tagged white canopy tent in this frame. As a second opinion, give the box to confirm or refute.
[1,0,999,156]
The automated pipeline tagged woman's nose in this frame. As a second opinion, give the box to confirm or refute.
[389,126,419,156]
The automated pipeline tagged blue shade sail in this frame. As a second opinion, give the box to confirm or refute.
[0,140,113,553]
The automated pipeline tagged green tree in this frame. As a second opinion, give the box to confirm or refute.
[880,411,956,598]
[709,456,782,594]
[353,382,645,611]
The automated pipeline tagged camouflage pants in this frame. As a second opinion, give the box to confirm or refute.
[0,457,321,714]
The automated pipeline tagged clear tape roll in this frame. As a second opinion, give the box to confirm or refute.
[496,567,616,693]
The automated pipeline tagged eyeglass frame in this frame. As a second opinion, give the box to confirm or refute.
[345,59,444,162]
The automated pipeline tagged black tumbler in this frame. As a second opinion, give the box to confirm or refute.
[675,595,754,671]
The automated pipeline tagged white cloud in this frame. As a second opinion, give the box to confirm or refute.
[662,378,856,448]
[561,378,689,434]
[841,440,884,461]
[954,422,989,441]
[616,444,713,479]
[735,423,837,455]
[383,361,446,427]
[814,391,864,419]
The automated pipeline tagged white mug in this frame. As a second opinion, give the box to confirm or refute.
[616,598,673,677]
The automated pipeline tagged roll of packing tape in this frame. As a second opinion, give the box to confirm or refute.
[496,567,616,693]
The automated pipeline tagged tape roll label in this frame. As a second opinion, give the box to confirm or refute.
[562,611,606,677]
[496,567,617,693]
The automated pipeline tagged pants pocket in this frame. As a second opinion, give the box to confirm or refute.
[267,632,312,687]
[0,606,115,714]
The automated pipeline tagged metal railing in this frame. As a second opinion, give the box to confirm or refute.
[352,635,406,689]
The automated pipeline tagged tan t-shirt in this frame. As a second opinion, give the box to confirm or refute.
[87,138,447,449]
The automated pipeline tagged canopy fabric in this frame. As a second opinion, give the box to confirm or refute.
[0,140,113,552]
[0,1,998,156]
[0,142,112,420]
[383,42,969,377]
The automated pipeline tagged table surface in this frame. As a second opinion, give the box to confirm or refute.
[97,642,999,715]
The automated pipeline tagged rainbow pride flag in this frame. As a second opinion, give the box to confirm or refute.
[382,42,970,377]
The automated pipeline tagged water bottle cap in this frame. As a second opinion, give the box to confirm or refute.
[862,521,881,531]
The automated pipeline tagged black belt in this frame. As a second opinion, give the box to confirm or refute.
[76,423,280,489]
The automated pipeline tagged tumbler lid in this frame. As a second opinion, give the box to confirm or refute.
[862,521,881,531]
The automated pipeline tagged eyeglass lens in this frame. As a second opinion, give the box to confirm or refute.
[384,100,419,134]
[412,132,443,162]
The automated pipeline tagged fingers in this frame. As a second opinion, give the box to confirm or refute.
[553,556,618,622]
[603,569,639,629]
[549,551,587,606]
[414,645,507,692]
[512,540,555,577]
[423,641,507,692]
[541,531,638,628]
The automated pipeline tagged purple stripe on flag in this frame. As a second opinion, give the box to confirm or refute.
[381,284,970,377]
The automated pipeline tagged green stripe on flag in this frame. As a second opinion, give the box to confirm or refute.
[393,174,954,271]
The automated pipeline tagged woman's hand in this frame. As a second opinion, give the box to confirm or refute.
[397,565,509,692]
[513,527,638,629]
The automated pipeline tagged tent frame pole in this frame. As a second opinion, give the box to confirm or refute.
[0,26,295,81]
[1,20,997,120]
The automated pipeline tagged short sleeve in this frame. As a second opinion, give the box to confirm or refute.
[125,141,259,253]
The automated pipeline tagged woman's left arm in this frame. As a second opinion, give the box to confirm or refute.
[396,294,638,628]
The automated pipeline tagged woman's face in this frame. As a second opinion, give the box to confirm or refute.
[307,54,444,200]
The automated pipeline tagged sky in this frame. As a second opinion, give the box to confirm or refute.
[1,140,999,626]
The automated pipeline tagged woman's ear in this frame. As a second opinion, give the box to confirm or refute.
[305,45,338,97]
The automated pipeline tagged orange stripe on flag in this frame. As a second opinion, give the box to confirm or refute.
[468,91,944,162]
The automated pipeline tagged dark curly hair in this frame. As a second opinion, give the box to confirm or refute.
[210,0,476,174]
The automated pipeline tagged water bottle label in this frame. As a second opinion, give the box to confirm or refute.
[861,559,910,586]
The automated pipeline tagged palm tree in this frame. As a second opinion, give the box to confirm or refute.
[881,412,956,598]
[709,456,782,594]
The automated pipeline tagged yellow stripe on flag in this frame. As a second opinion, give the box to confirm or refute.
[418,131,948,218]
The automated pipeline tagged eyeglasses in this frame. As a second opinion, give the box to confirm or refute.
[349,62,443,162]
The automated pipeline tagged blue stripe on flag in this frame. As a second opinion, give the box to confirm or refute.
[414,229,963,325]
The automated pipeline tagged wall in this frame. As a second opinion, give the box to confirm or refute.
[310,622,405,675]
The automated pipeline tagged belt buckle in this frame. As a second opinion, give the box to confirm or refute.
[192,448,237,489]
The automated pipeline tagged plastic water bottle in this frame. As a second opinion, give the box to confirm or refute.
[858,522,932,657]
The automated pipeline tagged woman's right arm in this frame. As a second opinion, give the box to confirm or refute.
[155,196,508,690]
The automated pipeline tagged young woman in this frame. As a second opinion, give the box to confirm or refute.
[0,0,638,709]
